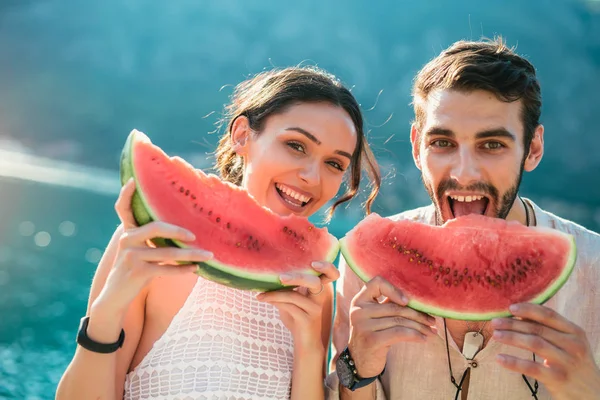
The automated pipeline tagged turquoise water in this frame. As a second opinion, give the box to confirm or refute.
[0,179,119,399]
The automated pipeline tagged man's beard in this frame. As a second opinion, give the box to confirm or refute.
[422,164,525,226]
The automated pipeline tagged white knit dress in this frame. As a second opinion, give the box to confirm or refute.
[123,277,295,400]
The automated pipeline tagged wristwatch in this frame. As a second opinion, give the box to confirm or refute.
[76,316,125,354]
[336,346,385,391]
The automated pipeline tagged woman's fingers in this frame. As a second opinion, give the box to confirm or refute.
[115,178,139,229]
[119,221,197,248]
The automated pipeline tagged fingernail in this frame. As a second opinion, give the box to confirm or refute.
[430,326,438,335]
[202,251,214,259]
[401,295,409,304]
[493,331,504,339]
[491,318,502,327]
[186,232,196,241]
[428,315,436,324]
[509,304,520,313]
[255,294,264,301]
[280,273,293,281]
[311,261,327,269]
[496,354,507,363]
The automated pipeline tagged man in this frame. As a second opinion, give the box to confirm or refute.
[325,37,600,399]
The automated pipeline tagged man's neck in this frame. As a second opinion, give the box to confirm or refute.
[505,196,529,226]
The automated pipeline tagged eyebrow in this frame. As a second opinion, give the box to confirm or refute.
[424,126,517,141]
[285,127,353,160]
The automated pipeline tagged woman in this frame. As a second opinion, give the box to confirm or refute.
[56,66,381,400]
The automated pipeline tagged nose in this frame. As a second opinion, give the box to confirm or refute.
[298,161,321,186]
[450,147,482,186]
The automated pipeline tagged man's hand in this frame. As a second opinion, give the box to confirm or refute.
[347,276,437,378]
[492,303,600,400]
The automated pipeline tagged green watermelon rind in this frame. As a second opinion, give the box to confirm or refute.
[339,232,577,321]
[120,129,340,292]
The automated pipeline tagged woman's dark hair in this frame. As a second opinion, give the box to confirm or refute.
[214,66,381,219]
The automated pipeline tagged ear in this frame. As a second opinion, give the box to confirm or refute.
[523,124,544,172]
[230,116,252,155]
[410,123,422,171]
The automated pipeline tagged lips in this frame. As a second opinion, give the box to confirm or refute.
[275,183,314,210]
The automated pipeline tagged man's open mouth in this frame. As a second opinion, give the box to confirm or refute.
[448,195,490,218]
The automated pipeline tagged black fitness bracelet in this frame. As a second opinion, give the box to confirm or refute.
[76,316,125,354]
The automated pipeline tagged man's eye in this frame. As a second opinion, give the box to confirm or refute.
[432,139,452,148]
[483,142,504,150]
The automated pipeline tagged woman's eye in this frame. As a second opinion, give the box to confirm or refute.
[286,141,305,153]
[327,161,345,171]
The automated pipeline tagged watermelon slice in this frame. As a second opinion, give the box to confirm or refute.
[119,129,340,292]
[340,213,577,320]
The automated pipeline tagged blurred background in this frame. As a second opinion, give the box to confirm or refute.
[1,0,599,398]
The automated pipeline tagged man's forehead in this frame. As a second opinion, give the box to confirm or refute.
[422,88,524,137]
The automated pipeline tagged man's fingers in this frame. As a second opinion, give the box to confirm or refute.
[364,301,436,327]
[368,315,437,337]
[491,317,572,351]
[375,325,429,346]
[496,354,566,383]
[509,303,578,334]
[354,276,408,306]
[493,331,570,365]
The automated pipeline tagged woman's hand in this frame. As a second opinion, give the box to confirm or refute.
[255,261,340,352]
[93,178,214,315]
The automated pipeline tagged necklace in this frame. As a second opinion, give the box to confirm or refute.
[462,321,488,360]
[443,197,538,399]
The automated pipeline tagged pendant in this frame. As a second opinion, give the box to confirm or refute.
[462,331,484,360]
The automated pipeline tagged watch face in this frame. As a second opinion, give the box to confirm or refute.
[336,353,356,388]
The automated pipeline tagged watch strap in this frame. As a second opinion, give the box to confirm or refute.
[76,316,125,354]
[338,347,385,391]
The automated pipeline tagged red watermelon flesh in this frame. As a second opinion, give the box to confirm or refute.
[120,130,340,291]
[340,213,576,320]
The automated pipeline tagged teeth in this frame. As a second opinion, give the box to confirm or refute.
[450,195,484,202]
[276,184,311,203]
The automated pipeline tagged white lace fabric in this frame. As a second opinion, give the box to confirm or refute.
[124,278,294,400]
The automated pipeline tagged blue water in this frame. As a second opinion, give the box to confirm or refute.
[0,179,120,399]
